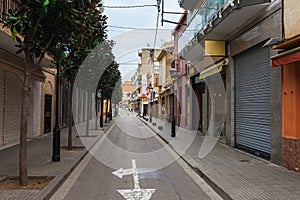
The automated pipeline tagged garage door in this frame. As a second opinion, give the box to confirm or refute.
[235,43,271,159]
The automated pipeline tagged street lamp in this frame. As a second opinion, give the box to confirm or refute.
[97,90,101,129]
[169,67,177,137]
[52,56,60,162]
[148,82,153,123]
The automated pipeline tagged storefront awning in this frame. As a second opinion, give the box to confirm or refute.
[271,47,300,67]
[199,61,223,79]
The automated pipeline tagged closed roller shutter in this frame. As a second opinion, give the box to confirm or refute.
[4,71,22,144]
[235,43,271,159]
[0,69,4,144]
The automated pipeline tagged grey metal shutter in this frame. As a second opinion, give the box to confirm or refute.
[235,44,271,157]
[0,69,4,144]
[4,71,22,144]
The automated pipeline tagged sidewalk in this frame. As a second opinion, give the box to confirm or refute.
[141,117,300,200]
[0,118,116,200]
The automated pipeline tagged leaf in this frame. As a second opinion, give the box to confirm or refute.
[14,44,23,48]
[43,6,48,13]
[11,26,18,41]
[16,36,22,44]
[16,48,24,54]
[43,0,50,6]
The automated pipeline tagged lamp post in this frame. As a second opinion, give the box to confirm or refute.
[52,57,60,162]
[169,67,177,137]
[148,82,153,123]
[97,90,101,129]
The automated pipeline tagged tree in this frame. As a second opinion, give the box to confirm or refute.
[4,0,106,185]
[59,1,107,149]
[111,79,123,105]
[97,60,122,122]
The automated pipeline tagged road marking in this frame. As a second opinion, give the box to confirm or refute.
[132,160,140,189]
[143,125,223,200]
[50,153,92,200]
[117,189,156,200]
[50,120,118,200]
[112,168,135,178]
[112,159,156,200]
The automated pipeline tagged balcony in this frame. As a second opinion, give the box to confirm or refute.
[178,0,271,56]
[178,0,205,11]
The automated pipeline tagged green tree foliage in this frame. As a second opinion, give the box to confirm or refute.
[3,0,107,185]
[111,79,123,104]
[57,1,107,149]
[98,61,122,99]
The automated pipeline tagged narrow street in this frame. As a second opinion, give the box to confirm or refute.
[2,0,300,199]
[51,110,219,200]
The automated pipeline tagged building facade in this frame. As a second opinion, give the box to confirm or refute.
[121,80,136,108]
[0,0,55,146]
[157,42,174,122]
[178,0,282,164]
[271,0,300,170]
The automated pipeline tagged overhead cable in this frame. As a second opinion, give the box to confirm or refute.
[153,0,161,48]
[108,25,171,30]
[102,5,157,9]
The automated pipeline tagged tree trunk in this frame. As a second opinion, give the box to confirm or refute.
[95,94,98,130]
[105,99,108,123]
[109,99,112,121]
[85,92,91,136]
[19,72,31,186]
[100,98,103,128]
[19,47,35,186]
[68,80,74,150]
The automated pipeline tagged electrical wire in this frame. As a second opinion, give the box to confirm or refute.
[102,5,157,9]
[108,25,171,31]
[120,63,138,67]
[108,25,198,33]
[153,9,160,48]
[118,63,139,66]
[118,59,140,64]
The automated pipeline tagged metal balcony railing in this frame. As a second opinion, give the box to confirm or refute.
[178,0,228,53]
[0,0,16,21]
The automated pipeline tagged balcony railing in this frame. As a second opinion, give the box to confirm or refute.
[0,0,16,21]
[178,0,228,53]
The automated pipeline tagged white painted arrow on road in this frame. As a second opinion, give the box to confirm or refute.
[112,159,156,200]
[112,168,135,178]
[117,189,156,200]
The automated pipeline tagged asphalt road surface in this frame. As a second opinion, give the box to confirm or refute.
[51,110,221,200]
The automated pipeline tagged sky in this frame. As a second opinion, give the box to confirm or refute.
[103,0,183,82]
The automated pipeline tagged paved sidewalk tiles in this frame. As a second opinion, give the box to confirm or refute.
[141,117,300,200]
[0,119,116,200]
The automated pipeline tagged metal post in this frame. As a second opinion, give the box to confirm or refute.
[138,101,140,117]
[169,68,177,137]
[52,58,60,162]
[150,91,152,123]
[171,85,176,137]
[100,97,103,128]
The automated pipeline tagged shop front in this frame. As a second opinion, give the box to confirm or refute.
[272,46,300,169]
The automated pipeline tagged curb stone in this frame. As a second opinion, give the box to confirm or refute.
[138,117,232,200]
[39,119,116,200]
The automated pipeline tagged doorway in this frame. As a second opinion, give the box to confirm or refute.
[44,94,52,133]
